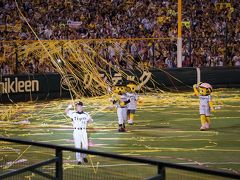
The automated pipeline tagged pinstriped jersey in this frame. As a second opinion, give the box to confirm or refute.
[67,111,91,129]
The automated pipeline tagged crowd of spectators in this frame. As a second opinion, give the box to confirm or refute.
[0,0,239,75]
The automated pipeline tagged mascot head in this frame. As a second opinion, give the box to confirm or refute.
[198,82,213,96]
[127,81,137,93]
[113,81,126,95]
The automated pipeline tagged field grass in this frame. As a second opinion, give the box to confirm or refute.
[0,89,240,179]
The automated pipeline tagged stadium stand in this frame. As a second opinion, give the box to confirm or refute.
[0,0,239,75]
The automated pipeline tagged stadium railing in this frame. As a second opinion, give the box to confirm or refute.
[0,137,239,180]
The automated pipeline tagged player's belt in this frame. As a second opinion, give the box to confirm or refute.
[74,128,86,130]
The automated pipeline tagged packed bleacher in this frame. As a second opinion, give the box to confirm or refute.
[0,0,240,75]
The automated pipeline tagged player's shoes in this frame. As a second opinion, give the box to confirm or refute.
[118,127,126,132]
[83,158,88,163]
[128,120,134,125]
[205,123,210,129]
[200,126,206,131]
[77,161,82,165]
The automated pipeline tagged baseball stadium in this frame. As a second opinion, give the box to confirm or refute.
[0,0,240,180]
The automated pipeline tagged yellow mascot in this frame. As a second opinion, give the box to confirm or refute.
[193,82,215,131]
[111,81,129,132]
[126,81,139,125]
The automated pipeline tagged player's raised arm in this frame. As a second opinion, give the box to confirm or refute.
[65,104,75,119]
[65,104,73,113]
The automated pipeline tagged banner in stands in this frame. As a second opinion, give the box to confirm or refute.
[1,67,240,103]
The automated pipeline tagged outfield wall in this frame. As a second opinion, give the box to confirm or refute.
[0,67,240,103]
[0,73,66,103]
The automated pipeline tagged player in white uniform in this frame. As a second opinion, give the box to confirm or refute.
[111,82,129,132]
[126,81,139,125]
[193,82,214,130]
[65,101,93,164]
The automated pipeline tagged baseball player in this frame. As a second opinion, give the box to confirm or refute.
[65,101,93,164]
[126,81,139,125]
[193,82,215,130]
